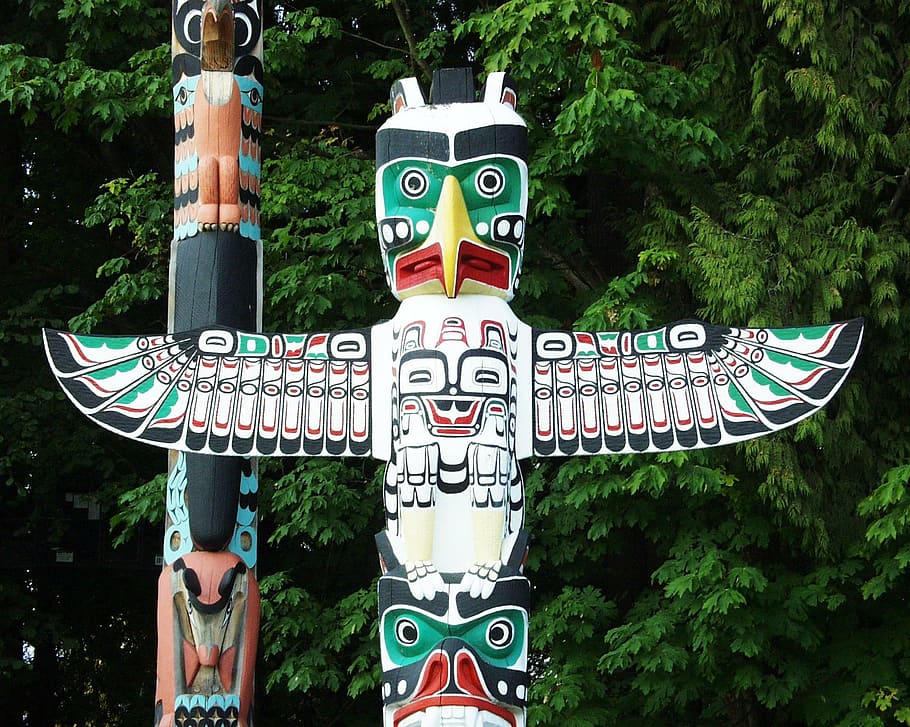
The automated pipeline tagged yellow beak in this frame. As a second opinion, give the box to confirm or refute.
[427,175,476,298]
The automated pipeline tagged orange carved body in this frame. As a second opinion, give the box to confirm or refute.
[194,76,242,227]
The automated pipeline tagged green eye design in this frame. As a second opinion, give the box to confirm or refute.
[400,168,430,199]
[486,618,514,648]
[475,166,505,198]
[383,609,448,665]
[395,617,420,646]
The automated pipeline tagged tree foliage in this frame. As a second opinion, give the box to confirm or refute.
[3,0,910,724]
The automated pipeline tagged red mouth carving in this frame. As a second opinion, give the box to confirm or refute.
[393,696,517,726]
[394,241,511,295]
[395,244,445,291]
[456,242,510,292]
[426,399,481,433]
[392,650,518,726]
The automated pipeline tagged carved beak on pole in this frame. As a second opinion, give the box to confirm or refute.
[416,175,510,299]
[201,0,234,72]
[430,175,475,298]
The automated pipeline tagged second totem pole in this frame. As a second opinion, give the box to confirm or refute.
[159,1,263,724]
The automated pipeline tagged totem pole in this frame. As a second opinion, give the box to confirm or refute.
[167,1,262,724]
[44,66,863,727]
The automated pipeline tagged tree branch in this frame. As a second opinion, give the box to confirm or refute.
[339,29,408,55]
[888,165,910,216]
[538,247,599,294]
[389,0,433,84]
[265,115,377,132]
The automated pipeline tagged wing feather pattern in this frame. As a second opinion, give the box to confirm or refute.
[173,72,199,241]
[531,318,864,456]
[237,74,262,241]
[43,327,372,457]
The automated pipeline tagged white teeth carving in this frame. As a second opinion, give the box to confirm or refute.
[475,712,511,727]
[399,713,424,727]
[397,706,513,727]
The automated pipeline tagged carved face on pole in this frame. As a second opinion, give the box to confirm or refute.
[375,70,528,301]
[378,534,529,727]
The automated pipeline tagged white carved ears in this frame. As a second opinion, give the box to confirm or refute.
[482,71,519,111]
[389,77,426,114]
[388,69,519,114]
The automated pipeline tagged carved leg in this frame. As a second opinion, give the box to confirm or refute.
[461,443,510,598]
[218,155,241,224]
[468,442,508,562]
[197,156,220,225]
[395,443,445,599]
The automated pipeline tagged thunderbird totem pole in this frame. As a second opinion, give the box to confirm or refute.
[44,21,863,727]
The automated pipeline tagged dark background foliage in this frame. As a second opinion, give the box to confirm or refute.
[2,1,910,724]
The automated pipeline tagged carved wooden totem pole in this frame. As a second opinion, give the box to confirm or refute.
[161,2,264,724]
[44,62,863,726]
[129,1,261,724]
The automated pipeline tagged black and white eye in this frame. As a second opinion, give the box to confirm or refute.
[174,1,202,50]
[459,355,507,395]
[233,0,262,54]
[395,617,420,646]
[176,86,189,105]
[474,368,501,386]
[400,357,444,393]
[475,166,505,198]
[668,322,708,350]
[247,87,262,106]
[408,369,434,386]
[400,169,429,199]
[486,618,514,648]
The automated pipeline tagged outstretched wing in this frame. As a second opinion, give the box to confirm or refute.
[530,318,864,456]
[44,327,373,457]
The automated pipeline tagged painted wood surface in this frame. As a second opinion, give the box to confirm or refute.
[43,65,863,727]
[155,3,263,725]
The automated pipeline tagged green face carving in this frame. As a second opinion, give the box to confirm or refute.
[376,155,528,298]
[382,156,524,222]
[382,606,527,669]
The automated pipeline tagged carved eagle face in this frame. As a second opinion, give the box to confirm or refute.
[376,70,528,302]
[379,571,529,727]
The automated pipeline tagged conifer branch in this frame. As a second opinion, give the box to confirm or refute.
[888,165,910,216]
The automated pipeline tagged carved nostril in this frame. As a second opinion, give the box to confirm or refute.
[409,651,450,700]
[454,650,487,698]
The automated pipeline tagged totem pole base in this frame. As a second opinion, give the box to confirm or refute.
[377,531,530,727]
[155,551,259,727]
